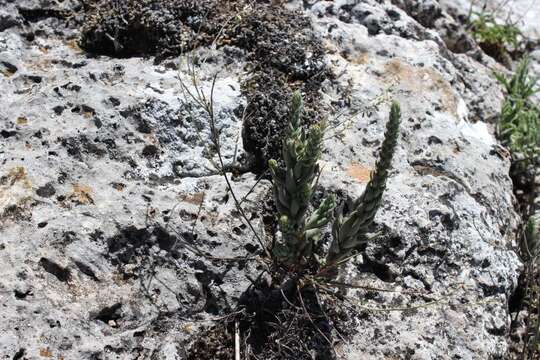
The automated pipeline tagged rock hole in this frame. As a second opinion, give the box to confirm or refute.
[142,144,159,157]
[108,97,121,106]
[14,289,32,299]
[0,61,18,77]
[1,130,17,138]
[427,135,443,145]
[358,256,396,282]
[80,104,94,114]
[13,348,26,360]
[52,105,65,115]
[92,303,122,324]
[244,243,259,254]
[74,260,99,281]
[25,75,42,83]
[232,226,243,235]
[39,257,71,282]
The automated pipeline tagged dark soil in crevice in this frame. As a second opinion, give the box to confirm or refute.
[18,7,69,23]
[240,66,329,172]
[232,2,330,171]
[477,41,514,68]
[505,148,539,356]
[187,275,354,360]
[509,163,539,220]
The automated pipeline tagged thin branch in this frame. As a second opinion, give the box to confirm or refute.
[177,57,270,259]
[235,320,241,360]
[238,170,268,206]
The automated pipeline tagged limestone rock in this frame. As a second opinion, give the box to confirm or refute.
[0,0,532,358]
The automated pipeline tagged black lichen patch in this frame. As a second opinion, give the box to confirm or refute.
[36,183,56,198]
[59,135,116,161]
[2,203,33,224]
[79,0,216,58]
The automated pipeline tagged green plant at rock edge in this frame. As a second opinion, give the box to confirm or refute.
[495,57,540,169]
[269,91,401,271]
[471,12,520,49]
[496,58,540,360]
[178,61,407,357]
[496,57,539,100]
[517,213,540,360]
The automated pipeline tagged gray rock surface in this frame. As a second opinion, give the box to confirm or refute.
[0,0,532,359]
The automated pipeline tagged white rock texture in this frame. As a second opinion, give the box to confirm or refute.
[0,0,533,359]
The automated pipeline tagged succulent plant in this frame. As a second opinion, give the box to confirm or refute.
[270,93,401,272]
[269,91,335,266]
[326,102,401,265]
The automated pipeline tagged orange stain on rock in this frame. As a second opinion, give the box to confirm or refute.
[70,184,95,205]
[347,163,372,183]
[181,192,205,206]
[39,348,53,357]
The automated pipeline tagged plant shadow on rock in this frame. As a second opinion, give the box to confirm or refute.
[107,225,181,268]
[106,224,242,320]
